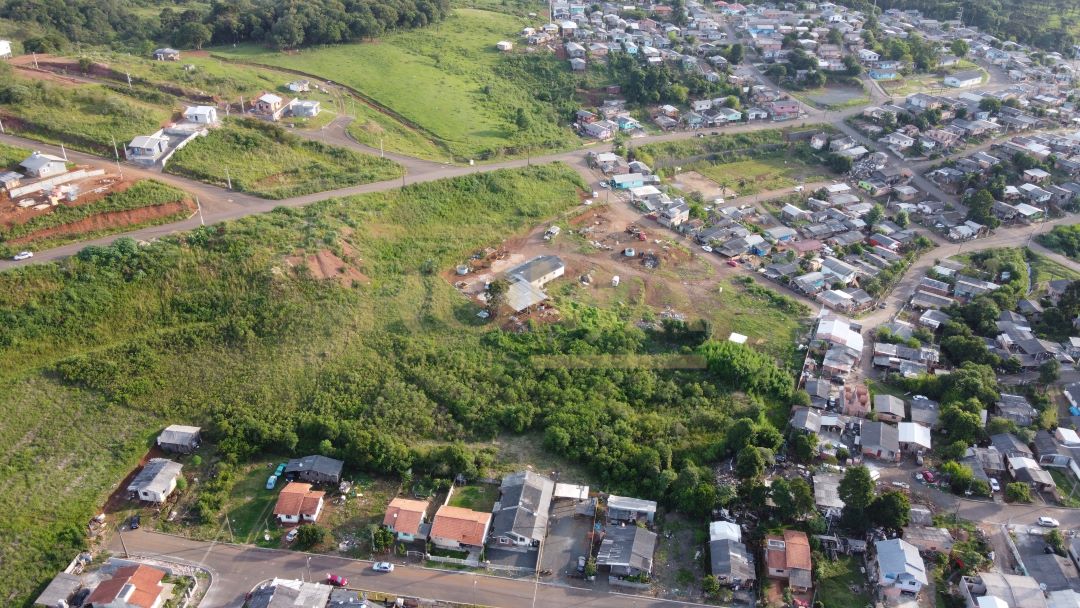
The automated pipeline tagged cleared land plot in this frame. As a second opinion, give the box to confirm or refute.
[689,156,827,197]
[0,142,30,169]
[214,9,580,159]
[796,84,868,110]
[165,119,402,199]
[345,103,451,162]
[1029,251,1080,285]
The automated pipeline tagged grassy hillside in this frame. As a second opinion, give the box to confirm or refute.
[215,9,581,160]
[165,119,403,199]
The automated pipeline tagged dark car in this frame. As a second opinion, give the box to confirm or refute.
[72,587,92,607]
[129,514,141,530]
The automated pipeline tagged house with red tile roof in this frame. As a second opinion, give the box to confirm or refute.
[273,482,325,525]
[86,564,166,608]
[383,497,430,542]
[429,505,491,550]
[765,530,812,592]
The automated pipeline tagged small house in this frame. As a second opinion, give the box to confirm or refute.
[183,105,219,126]
[430,505,491,550]
[253,93,289,121]
[875,538,928,594]
[597,525,658,578]
[156,424,201,454]
[607,495,657,524]
[153,48,180,61]
[19,152,67,179]
[944,69,983,88]
[496,40,514,52]
[384,498,431,542]
[85,565,167,608]
[283,455,344,485]
[711,539,755,588]
[0,40,12,58]
[861,421,901,462]
[765,530,812,592]
[273,482,326,524]
[286,80,311,92]
[126,134,170,163]
[291,100,321,118]
[127,458,183,503]
[490,470,554,549]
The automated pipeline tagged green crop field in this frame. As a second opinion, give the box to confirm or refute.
[214,9,581,160]
[165,118,402,199]
[690,156,828,196]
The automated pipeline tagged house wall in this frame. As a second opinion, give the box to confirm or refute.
[431,535,466,550]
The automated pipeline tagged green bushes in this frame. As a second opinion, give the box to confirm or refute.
[165,119,403,199]
[1038,225,1080,259]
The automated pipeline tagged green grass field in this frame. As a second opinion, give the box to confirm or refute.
[448,484,500,511]
[165,118,402,198]
[690,156,827,196]
[0,74,173,155]
[214,9,580,160]
[0,142,30,169]
[1029,251,1080,286]
[345,102,452,162]
[816,555,872,608]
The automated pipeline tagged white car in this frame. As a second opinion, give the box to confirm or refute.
[373,562,395,573]
[12,251,33,261]
[702,245,713,253]
[1037,516,1060,528]
[989,478,1000,493]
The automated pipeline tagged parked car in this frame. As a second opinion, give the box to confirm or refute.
[921,470,935,483]
[727,259,739,267]
[12,251,33,261]
[373,562,395,573]
[326,573,349,586]
[989,478,1000,493]
[274,463,286,476]
[128,514,140,530]
[285,528,299,543]
[266,475,278,490]
[577,556,587,572]
[1037,516,1060,528]
[702,245,713,253]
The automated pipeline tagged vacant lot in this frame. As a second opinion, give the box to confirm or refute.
[215,9,580,160]
[690,156,827,197]
[166,118,402,198]
[0,142,29,169]
[345,102,451,162]
[796,84,868,110]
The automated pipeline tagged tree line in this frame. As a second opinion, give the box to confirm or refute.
[0,0,450,52]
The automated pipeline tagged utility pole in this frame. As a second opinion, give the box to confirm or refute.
[117,524,130,558]
[126,72,133,90]
[60,143,68,161]
[380,137,384,158]
[111,136,123,178]
[225,167,232,190]
[0,118,4,135]
[196,196,205,226]
[32,52,38,69]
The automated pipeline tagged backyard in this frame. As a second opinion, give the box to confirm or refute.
[165,118,403,198]
[213,9,581,160]
[815,555,872,608]
[448,484,500,512]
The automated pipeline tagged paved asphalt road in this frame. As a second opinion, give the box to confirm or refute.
[112,529,710,608]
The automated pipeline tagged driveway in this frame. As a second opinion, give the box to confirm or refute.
[540,502,596,583]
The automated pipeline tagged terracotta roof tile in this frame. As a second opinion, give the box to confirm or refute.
[430,505,491,547]
[85,564,165,608]
[383,498,430,536]
[274,482,324,518]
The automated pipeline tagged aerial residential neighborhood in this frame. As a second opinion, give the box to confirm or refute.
[4,0,1080,608]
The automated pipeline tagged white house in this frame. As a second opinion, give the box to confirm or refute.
[126,458,183,503]
[944,70,983,88]
[875,538,928,594]
[126,133,170,164]
[0,40,12,58]
[19,152,67,179]
[496,40,514,52]
[858,49,880,62]
[273,482,325,524]
[183,105,220,126]
[291,100,321,117]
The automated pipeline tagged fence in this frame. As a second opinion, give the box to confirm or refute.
[7,169,106,199]
[425,554,481,568]
[608,576,651,591]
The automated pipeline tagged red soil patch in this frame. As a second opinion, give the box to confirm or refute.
[1,175,131,229]
[99,446,167,516]
[7,200,193,245]
[286,248,369,287]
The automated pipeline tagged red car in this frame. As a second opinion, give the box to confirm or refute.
[921,470,935,483]
[727,259,739,267]
[326,574,348,587]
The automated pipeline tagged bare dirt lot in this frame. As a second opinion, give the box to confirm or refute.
[671,171,734,199]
